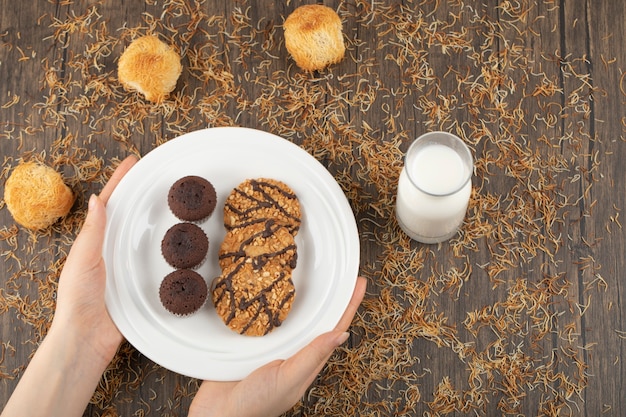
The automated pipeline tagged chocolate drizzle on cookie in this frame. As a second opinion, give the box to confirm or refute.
[213,178,301,336]
[219,219,298,270]
[213,262,296,336]
[223,178,301,235]
[239,281,296,335]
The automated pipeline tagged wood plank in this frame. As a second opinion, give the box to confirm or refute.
[575,0,626,415]
[0,0,72,405]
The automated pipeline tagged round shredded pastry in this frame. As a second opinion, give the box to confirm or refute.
[117,35,182,103]
[4,161,75,230]
[283,5,345,71]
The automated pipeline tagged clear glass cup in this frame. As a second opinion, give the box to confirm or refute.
[395,131,473,244]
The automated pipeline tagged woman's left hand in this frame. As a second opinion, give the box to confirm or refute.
[51,155,138,363]
[2,156,138,417]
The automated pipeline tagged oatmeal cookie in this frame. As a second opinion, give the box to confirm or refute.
[223,178,301,235]
[212,261,296,336]
[218,219,298,271]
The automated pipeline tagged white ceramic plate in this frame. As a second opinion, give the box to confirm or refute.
[104,127,359,381]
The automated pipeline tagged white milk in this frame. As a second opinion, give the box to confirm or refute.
[396,143,472,243]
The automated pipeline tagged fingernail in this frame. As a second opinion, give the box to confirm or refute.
[88,194,97,211]
[336,331,350,346]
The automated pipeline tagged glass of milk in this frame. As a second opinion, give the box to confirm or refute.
[396,131,473,244]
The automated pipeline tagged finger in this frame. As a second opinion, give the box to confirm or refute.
[334,276,367,331]
[64,194,107,269]
[276,277,365,389]
[287,276,366,385]
[99,155,138,204]
[191,380,238,415]
[278,329,350,395]
[197,380,238,394]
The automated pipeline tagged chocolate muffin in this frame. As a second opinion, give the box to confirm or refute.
[159,269,208,316]
[161,222,209,269]
[168,176,217,222]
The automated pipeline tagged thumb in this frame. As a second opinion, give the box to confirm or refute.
[68,194,107,262]
[279,330,350,393]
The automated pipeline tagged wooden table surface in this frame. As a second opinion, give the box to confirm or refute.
[1,1,624,416]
